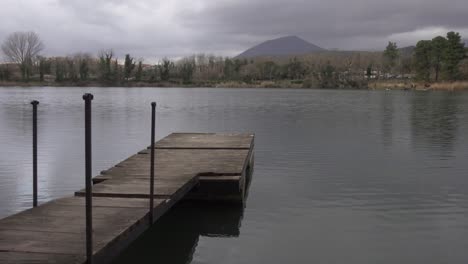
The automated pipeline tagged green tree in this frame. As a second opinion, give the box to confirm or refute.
[223,58,235,80]
[443,31,465,80]
[135,61,143,82]
[123,54,136,81]
[38,57,49,82]
[383,41,399,74]
[366,64,373,79]
[79,59,89,81]
[413,40,432,81]
[98,50,114,82]
[149,65,158,82]
[431,36,447,81]
[113,59,121,82]
[401,57,413,75]
[55,59,65,82]
[179,58,195,84]
[319,63,336,88]
[67,59,78,81]
[286,57,306,79]
[159,59,173,81]
[0,65,11,81]
[233,59,247,77]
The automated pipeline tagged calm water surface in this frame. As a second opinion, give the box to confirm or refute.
[1,87,468,263]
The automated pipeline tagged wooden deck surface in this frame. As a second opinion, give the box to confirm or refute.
[155,133,254,149]
[0,133,254,264]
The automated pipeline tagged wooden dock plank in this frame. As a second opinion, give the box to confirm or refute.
[50,196,166,209]
[75,176,198,199]
[0,197,156,233]
[99,149,249,183]
[0,196,172,263]
[0,252,82,264]
[155,133,254,149]
[113,149,248,172]
[0,132,255,264]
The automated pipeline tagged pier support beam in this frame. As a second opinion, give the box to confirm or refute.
[83,93,94,264]
[31,100,39,208]
[150,102,156,223]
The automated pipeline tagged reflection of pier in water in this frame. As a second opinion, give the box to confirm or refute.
[114,171,252,264]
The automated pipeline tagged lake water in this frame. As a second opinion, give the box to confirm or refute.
[1,87,468,263]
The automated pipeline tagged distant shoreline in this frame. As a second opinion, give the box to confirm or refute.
[0,80,315,89]
[1,80,468,91]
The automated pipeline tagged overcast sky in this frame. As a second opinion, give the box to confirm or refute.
[0,0,467,61]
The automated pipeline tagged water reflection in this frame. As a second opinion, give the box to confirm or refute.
[410,92,460,157]
[114,163,253,264]
[381,92,394,147]
[113,202,244,264]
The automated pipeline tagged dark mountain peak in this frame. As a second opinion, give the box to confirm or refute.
[236,35,325,58]
[276,35,304,41]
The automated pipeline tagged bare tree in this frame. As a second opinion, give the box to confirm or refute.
[98,49,115,82]
[1,31,44,81]
[73,53,93,81]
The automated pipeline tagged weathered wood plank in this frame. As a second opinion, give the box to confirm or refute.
[198,175,242,182]
[0,196,170,261]
[100,149,249,182]
[51,196,166,208]
[75,176,198,199]
[0,198,154,235]
[0,252,82,264]
[154,133,254,149]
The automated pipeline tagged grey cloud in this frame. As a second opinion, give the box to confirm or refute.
[180,0,468,50]
[0,0,467,61]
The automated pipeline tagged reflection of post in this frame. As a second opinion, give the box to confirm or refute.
[114,203,245,264]
[31,100,39,208]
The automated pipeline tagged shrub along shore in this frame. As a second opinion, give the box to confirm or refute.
[2,79,468,91]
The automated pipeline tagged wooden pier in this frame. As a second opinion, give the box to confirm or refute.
[0,133,254,264]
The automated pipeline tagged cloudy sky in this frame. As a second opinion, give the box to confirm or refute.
[0,0,467,61]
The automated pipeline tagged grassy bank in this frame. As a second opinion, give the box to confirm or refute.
[370,80,468,91]
[3,79,468,91]
[0,80,307,89]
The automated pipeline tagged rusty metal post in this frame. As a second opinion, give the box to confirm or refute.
[149,102,156,224]
[31,100,39,207]
[83,93,94,264]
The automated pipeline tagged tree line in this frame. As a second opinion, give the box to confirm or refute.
[1,31,467,88]
[382,31,467,82]
[413,32,466,82]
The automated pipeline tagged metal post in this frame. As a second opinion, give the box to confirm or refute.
[83,93,93,264]
[150,102,156,224]
[31,100,39,207]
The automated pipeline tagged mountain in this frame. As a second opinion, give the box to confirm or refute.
[236,36,325,58]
